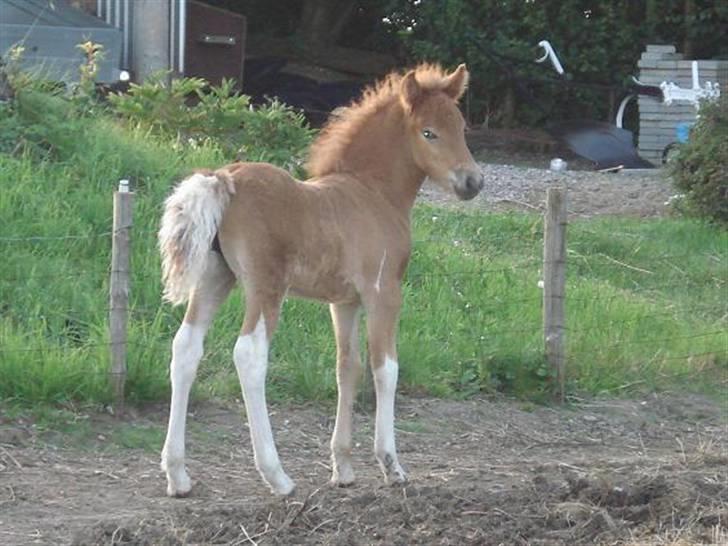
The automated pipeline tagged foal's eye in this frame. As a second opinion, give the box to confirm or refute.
[422,129,438,140]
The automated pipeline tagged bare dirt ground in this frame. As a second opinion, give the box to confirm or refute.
[1,393,726,545]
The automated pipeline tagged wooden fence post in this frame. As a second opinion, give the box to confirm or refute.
[543,187,567,402]
[110,179,133,412]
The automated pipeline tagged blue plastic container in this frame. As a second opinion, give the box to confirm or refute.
[675,122,694,144]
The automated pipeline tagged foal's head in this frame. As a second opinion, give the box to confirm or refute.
[400,64,484,200]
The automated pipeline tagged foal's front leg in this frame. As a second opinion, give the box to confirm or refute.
[366,292,407,485]
[329,302,362,486]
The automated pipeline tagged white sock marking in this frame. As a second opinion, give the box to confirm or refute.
[374,355,407,483]
[234,317,294,495]
[161,322,204,496]
[374,356,399,458]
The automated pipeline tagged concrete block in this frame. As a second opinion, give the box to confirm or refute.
[640,141,666,149]
[640,131,677,139]
[639,129,674,137]
[694,60,725,70]
[646,44,677,54]
[656,61,680,70]
[639,138,673,147]
[640,52,683,62]
[638,59,659,69]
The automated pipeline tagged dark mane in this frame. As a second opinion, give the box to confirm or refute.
[306,64,455,178]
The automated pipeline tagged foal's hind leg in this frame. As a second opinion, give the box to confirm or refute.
[233,290,295,496]
[329,302,362,486]
[161,254,234,497]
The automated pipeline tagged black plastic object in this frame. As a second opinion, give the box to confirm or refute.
[548,120,655,170]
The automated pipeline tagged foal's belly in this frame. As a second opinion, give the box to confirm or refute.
[286,263,358,304]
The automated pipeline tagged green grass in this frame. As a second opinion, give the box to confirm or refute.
[0,100,726,407]
[404,209,727,398]
[1,403,165,451]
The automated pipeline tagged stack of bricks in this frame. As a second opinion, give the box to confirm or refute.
[637,44,728,165]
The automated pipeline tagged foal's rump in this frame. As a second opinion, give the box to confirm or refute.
[158,169,235,305]
[159,162,304,306]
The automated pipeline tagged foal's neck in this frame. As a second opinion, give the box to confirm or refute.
[343,104,425,214]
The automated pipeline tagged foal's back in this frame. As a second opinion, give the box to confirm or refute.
[216,162,409,304]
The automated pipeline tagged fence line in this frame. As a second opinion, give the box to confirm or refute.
[9,270,722,295]
[594,331,726,350]
[0,227,542,247]
[0,270,110,283]
[1,185,726,407]
[0,232,113,242]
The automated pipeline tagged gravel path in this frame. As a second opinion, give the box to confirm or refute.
[420,160,676,218]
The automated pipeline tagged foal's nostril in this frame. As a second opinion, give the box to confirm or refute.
[453,170,483,200]
[465,175,481,192]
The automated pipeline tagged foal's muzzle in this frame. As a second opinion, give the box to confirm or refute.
[453,169,484,201]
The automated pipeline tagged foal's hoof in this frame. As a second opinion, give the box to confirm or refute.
[269,473,296,497]
[163,465,193,498]
[330,463,356,487]
[382,460,407,486]
[385,468,408,486]
[166,476,193,498]
[377,452,407,486]
[167,484,192,498]
[330,477,356,488]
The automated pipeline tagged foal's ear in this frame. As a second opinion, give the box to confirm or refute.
[443,64,469,101]
[400,70,421,111]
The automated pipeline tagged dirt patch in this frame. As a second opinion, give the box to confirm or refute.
[1,393,726,545]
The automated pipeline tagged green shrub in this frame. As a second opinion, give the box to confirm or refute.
[0,49,70,156]
[671,94,728,225]
[0,51,314,175]
[107,74,314,174]
[106,73,211,134]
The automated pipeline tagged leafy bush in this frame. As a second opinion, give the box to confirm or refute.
[0,47,314,174]
[0,88,83,158]
[0,46,80,158]
[108,74,314,174]
[671,94,728,225]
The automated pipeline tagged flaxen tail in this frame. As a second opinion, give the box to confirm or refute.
[159,170,235,305]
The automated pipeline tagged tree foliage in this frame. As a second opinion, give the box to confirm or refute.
[201,0,727,128]
[384,0,728,127]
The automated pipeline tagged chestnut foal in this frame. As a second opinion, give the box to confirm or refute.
[159,63,483,497]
